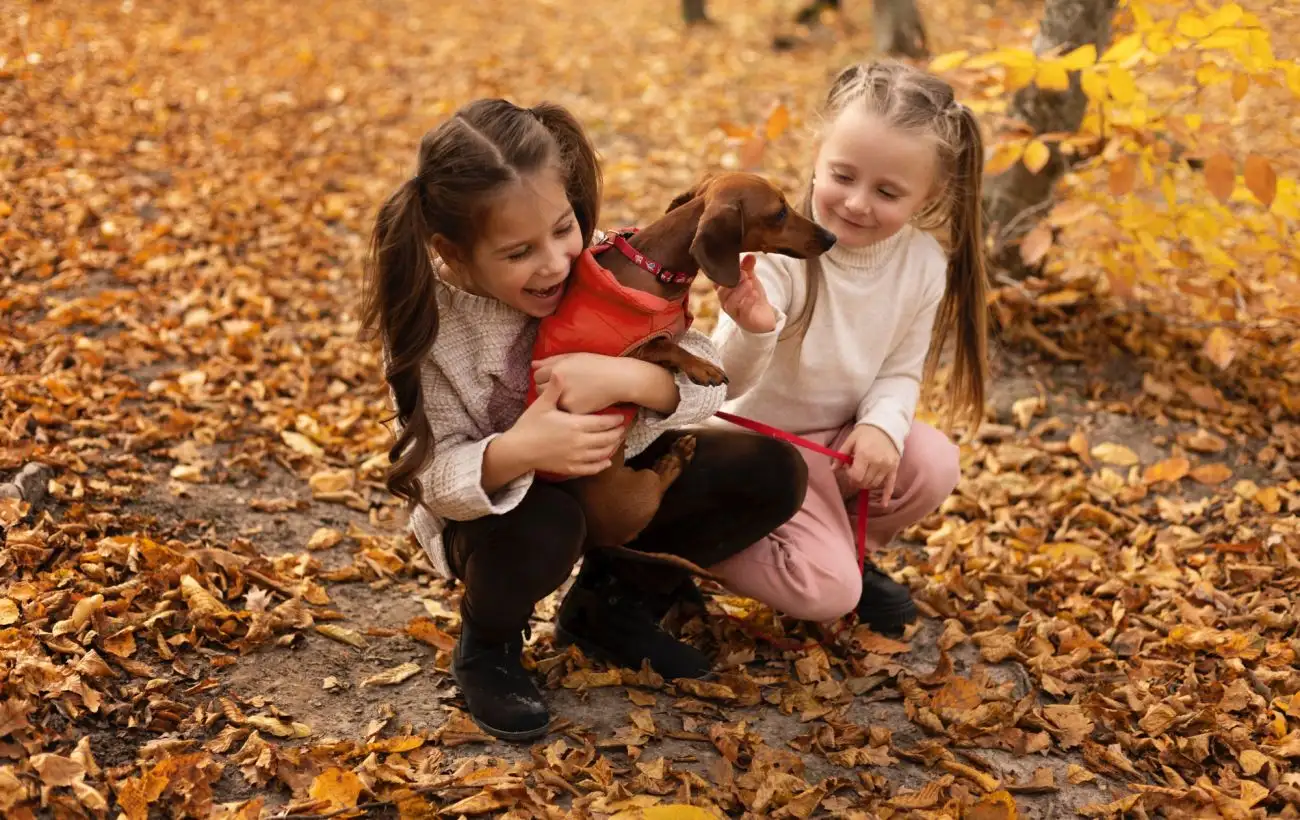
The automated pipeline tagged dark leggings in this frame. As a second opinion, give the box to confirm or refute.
[444,429,809,641]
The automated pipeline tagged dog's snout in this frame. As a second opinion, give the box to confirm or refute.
[816,227,837,251]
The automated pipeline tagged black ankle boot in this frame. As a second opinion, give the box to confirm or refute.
[555,555,713,681]
[451,621,549,741]
[856,559,918,637]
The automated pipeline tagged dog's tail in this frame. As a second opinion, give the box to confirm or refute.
[600,545,722,583]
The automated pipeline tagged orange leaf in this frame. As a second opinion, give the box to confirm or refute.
[764,102,791,141]
[1231,73,1249,102]
[1108,156,1136,196]
[718,122,752,139]
[1143,457,1189,484]
[1244,155,1277,206]
[1204,152,1235,202]
[309,768,363,814]
[1020,223,1053,266]
[1191,463,1233,485]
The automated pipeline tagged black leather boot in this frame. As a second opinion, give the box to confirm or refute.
[451,620,549,741]
[855,559,919,636]
[555,553,713,680]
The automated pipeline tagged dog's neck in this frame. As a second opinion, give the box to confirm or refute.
[598,198,706,301]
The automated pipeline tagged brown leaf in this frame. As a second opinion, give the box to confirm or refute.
[967,790,1019,820]
[1108,155,1136,195]
[30,753,86,787]
[316,624,367,648]
[1019,223,1053,266]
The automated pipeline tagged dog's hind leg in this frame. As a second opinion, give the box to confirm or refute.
[572,435,697,548]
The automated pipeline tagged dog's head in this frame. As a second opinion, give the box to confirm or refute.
[666,172,836,287]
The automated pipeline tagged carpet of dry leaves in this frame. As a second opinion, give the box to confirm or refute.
[2,0,1299,817]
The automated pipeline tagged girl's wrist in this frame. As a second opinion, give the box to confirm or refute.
[622,358,680,414]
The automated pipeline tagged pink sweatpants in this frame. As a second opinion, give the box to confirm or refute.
[712,421,960,622]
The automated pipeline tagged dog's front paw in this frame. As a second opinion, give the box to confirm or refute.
[679,358,728,387]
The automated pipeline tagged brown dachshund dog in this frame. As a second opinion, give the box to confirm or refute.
[530,172,836,579]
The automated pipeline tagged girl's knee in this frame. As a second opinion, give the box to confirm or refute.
[749,437,809,522]
[907,427,961,507]
[780,573,861,622]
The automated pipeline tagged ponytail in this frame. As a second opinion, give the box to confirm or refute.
[925,104,989,431]
[360,178,439,508]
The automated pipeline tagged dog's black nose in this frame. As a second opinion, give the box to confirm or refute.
[818,228,837,250]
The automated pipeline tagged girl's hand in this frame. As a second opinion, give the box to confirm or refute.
[533,353,638,415]
[716,255,777,334]
[837,424,900,507]
[505,373,626,476]
[534,353,680,416]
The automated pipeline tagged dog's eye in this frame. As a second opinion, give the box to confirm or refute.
[773,203,788,223]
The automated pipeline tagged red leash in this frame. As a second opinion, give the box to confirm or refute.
[715,411,868,574]
[710,411,871,651]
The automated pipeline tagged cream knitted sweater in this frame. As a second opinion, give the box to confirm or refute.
[710,223,947,455]
[403,273,729,578]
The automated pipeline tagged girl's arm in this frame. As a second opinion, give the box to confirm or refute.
[416,355,534,520]
[711,253,797,400]
[632,329,729,434]
[856,268,944,455]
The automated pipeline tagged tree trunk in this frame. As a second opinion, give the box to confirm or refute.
[682,0,709,24]
[873,0,929,58]
[983,0,1119,277]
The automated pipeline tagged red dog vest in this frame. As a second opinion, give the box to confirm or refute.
[526,247,692,481]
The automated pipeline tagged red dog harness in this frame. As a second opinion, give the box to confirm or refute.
[526,240,693,482]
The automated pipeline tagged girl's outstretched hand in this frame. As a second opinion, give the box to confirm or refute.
[716,255,778,334]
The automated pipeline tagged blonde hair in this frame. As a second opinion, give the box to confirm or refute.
[785,60,989,429]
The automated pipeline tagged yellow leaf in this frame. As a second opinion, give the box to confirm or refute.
[1143,457,1189,484]
[1176,13,1209,39]
[1035,61,1070,91]
[1059,44,1097,71]
[361,662,421,687]
[929,50,969,73]
[1206,2,1245,29]
[1239,749,1270,776]
[1191,463,1233,485]
[1091,442,1139,466]
[306,527,344,550]
[1287,63,1300,97]
[1043,542,1100,562]
[1100,33,1143,64]
[1185,113,1203,132]
[1005,63,1037,91]
[281,430,324,458]
[169,463,204,483]
[1204,152,1235,202]
[965,48,1036,69]
[1107,66,1137,104]
[309,469,354,495]
[764,102,790,141]
[1244,155,1277,206]
[1080,67,1107,101]
[180,577,232,621]
[316,624,367,649]
[717,122,752,139]
[0,598,17,626]
[309,768,363,815]
[1202,327,1237,369]
[1022,140,1051,173]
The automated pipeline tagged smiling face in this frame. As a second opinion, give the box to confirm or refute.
[439,166,582,318]
[811,104,940,249]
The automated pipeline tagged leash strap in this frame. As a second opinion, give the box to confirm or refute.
[593,228,696,286]
[714,411,868,574]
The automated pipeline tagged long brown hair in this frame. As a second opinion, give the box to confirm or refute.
[359,99,602,508]
[785,61,989,429]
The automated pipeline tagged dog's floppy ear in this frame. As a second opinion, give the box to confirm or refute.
[666,174,717,213]
[690,197,744,287]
